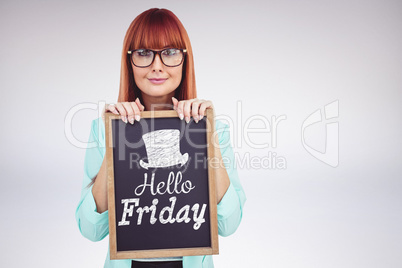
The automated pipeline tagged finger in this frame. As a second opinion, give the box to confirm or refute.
[135,98,145,111]
[176,100,185,120]
[191,100,202,123]
[114,103,128,123]
[183,98,197,123]
[199,101,213,120]
[106,104,119,115]
[171,97,179,111]
[121,102,136,124]
[130,101,141,122]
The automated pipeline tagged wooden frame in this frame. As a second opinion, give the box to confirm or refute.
[105,109,219,259]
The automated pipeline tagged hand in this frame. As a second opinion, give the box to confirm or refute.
[102,98,145,125]
[171,97,213,123]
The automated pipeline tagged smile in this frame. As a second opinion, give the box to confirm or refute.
[148,78,168,85]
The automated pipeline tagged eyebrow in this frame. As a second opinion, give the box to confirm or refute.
[147,45,176,51]
[137,45,177,50]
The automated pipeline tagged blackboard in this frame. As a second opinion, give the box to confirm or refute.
[105,109,219,259]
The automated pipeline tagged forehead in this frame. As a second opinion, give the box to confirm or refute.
[135,37,179,50]
[130,20,184,50]
[140,46,176,51]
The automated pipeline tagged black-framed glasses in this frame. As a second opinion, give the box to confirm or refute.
[128,48,187,68]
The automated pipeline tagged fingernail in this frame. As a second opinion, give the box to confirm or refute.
[129,117,134,124]
[199,115,204,120]
[179,113,184,120]
[122,116,127,123]
[185,117,190,123]
[194,116,199,123]
[135,115,140,121]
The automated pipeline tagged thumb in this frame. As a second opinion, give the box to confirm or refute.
[171,97,178,110]
[135,98,145,111]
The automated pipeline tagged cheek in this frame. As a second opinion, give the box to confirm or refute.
[132,67,142,80]
[132,67,147,87]
[173,67,183,85]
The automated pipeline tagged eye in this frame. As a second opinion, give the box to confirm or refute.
[135,49,152,57]
[162,48,179,56]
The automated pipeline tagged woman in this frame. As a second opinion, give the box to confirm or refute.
[75,8,246,268]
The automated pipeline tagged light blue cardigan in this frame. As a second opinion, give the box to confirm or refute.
[75,117,246,268]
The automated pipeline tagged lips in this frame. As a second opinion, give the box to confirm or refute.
[148,78,167,85]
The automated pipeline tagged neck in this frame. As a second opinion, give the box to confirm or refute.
[142,91,175,111]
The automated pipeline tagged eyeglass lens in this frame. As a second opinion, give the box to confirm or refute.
[132,48,184,67]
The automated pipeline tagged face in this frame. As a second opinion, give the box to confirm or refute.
[132,49,183,98]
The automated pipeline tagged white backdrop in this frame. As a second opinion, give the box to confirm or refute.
[1,0,401,267]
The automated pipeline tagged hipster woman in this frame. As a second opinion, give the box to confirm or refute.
[75,8,246,268]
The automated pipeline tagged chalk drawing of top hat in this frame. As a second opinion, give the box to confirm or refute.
[139,129,189,170]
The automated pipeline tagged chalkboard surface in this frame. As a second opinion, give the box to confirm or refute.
[105,110,218,259]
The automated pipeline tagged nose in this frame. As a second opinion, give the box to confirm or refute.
[152,53,163,72]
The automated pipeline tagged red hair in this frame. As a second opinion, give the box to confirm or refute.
[117,8,196,103]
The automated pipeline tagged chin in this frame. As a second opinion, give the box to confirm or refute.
[143,90,172,98]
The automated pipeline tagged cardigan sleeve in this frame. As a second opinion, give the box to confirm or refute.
[215,120,247,237]
[75,118,109,242]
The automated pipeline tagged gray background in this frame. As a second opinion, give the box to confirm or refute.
[1,0,401,267]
